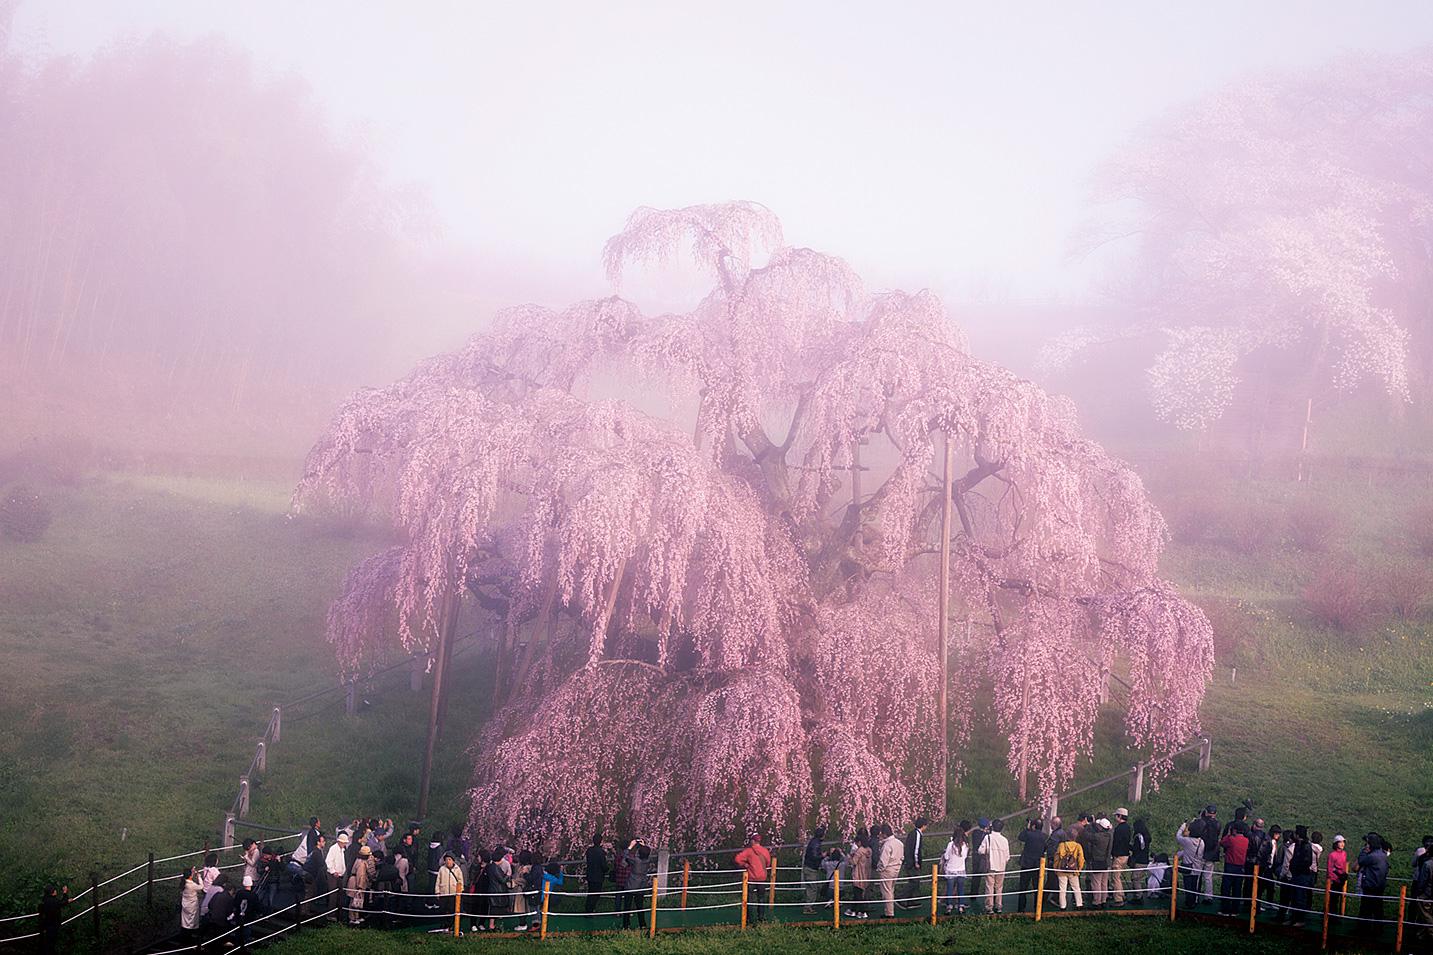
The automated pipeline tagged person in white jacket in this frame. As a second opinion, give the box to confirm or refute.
[941,827,970,915]
[326,833,350,922]
[876,825,904,918]
[981,819,1012,913]
[179,867,204,938]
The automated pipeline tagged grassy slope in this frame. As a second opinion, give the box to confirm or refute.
[0,469,1429,941]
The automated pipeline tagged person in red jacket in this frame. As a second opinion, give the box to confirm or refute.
[1327,835,1348,895]
[1219,822,1251,916]
[735,834,773,923]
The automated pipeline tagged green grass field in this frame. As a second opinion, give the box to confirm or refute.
[0,466,1429,952]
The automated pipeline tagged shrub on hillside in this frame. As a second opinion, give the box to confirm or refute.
[1379,564,1432,619]
[1285,498,1340,552]
[1409,502,1433,557]
[1302,560,1375,633]
[1198,597,1267,665]
[0,485,54,542]
[1219,503,1281,554]
[1163,493,1223,544]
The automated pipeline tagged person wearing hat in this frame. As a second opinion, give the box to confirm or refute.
[1326,834,1349,897]
[1110,809,1132,907]
[326,832,351,922]
[1086,816,1113,908]
[234,875,258,946]
[346,844,377,926]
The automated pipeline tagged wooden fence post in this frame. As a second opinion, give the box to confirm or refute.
[237,776,250,818]
[930,864,938,925]
[344,679,356,715]
[271,706,281,744]
[741,872,749,930]
[540,884,550,939]
[255,740,266,773]
[147,851,155,909]
[680,861,690,910]
[1340,879,1347,915]
[90,871,100,940]
[291,893,301,935]
[1129,763,1145,804]
[649,874,658,939]
[1197,738,1211,772]
[1248,865,1259,934]
[1396,886,1407,952]
[1035,857,1046,922]
[222,813,235,849]
[768,850,777,914]
[451,889,461,937]
[1321,874,1331,949]
[833,870,840,930]
[1169,854,1179,922]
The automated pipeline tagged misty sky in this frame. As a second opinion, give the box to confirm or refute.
[18,1,1433,303]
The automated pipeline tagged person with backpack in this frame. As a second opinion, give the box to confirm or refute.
[1054,829,1086,910]
[1357,833,1390,926]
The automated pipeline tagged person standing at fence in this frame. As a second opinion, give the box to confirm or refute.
[624,843,653,931]
[1044,817,1066,910]
[967,819,989,908]
[735,832,773,924]
[436,851,464,933]
[1109,810,1131,907]
[940,825,969,915]
[37,885,69,955]
[1327,835,1348,898]
[327,832,351,922]
[1412,840,1433,948]
[235,876,258,945]
[1054,829,1085,910]
[1086,816,1113,909]
[1195,806,1221,906]
[845,833,872,920]
[803,824,828,914]
[877,824,904,918]
[1244,819,1268,909]
[1255,825,1282,915]
[346,844,376,926]
[900,818,928,909]
[584,834,609,914]
[1129,817,1152,903]
[1015,818,1047,913]
[1218,820,1249,916]
[983,819,1010,913]
[427,831,445,896]
[1175,818,1205,909]
[1357,833,1390,926]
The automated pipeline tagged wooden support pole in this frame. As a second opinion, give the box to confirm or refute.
[1129,763,1144,804]
[1249,865,1259,934]
[1169,854,1179,922]
[833,869,840,930]
[1321,874,1332,949]
[768,850,778,913]
[255,740,266,774]
[540,885,551,939]
[238,776,249,818]
[223,812,235,848]
[1396,886,1407,952]
[1341,880,1348,916]
[649,874,658,939]
[146,851,155,909]
[1197,738,1211,773]
[344,679,356,715]
[1035,857,1046,922]
[937,432,953,816]
[741,872,749,930]
[681,861,690,910]
[930,863,939,925]
[452,888,462,937]
[270,706,281,744]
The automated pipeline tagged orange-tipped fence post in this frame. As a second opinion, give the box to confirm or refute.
[649,874,658,939]
[452,890,462,937]
[1396,886,1407,952]
[680,861,690,911]
[1249,865,1260,934]
[1169,854,1179,922]
[930,864,939,925]
[1035,858,1046,922]
[833,870,840,930]
[1321,876,1332,949]
[1341,880,1348,916]
[540,885,550,940]
[741,872,749,930]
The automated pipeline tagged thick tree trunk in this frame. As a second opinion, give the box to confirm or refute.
[417,588,461,821]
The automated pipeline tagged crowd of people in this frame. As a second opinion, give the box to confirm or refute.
[155,803,1433,947]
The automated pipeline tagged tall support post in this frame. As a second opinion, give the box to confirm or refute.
[255,740,266,773]
[768,850,777,914]
[344,679,356,715]
[451,891,462,938]
[681,861,690,910]
[937,432,953,816]
[540,886,550,939]
[270,706,281,744]
[741,873,749,931]
[1198,738,1212,773]
[1321,874,1331,949]
[238,776,250,818]
[223,812,235,848]
[1248,865,1259,934]
[833,870,840,930]
[1341,880,1347,915]
[1129,763,1144,804]
[417,586,461,820]
[1035,858,1046,922]
[1169,854,1179,922]
[1396,886,1407,952]
[930,863,939,925]
[410,654,423,692]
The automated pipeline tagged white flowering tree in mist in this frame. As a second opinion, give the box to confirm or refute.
[297,202,1213,853]
[1043,51,1433,434]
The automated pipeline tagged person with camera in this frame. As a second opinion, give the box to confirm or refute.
[37,884,70,955]
[1015,817,1047,914]
[735,832,774,923]
[621,840,653,930]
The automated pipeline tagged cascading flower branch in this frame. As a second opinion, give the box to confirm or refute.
[295,201,1213,854]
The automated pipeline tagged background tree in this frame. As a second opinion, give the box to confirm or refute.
[298,202,1214,853]
[1043,48,1433,443]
